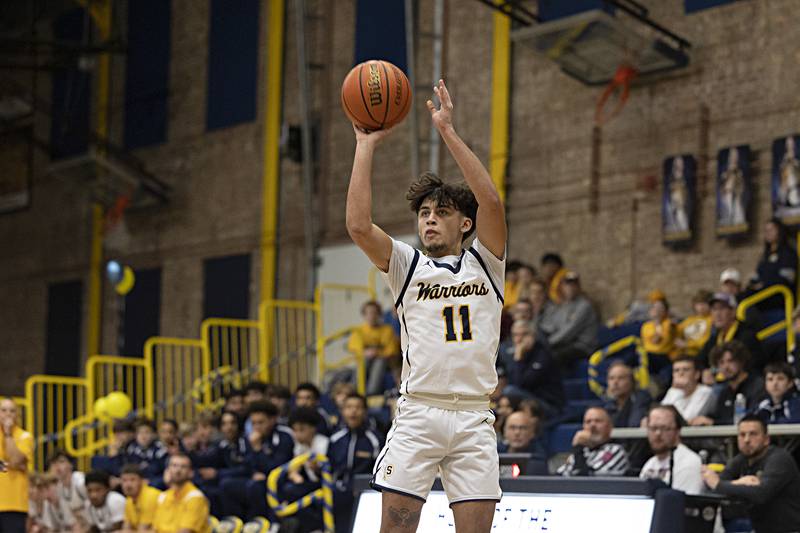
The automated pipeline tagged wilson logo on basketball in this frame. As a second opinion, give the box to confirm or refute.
[393,67,403,106]
[367,64,382,106]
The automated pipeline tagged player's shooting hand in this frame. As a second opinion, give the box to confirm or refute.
[427,79,453,132]
[353,123,395,147]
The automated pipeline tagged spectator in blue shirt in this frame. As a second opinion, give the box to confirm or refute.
[500,320,565,420]
[220,401,294,521]
[604,360,651,428]
[755,362,800,423]
[330,393,383,532]
[189,413,225,517]
[91,419,134,482]
[124,418,168,489]
[497,410,548,475]
[217,410,251,482]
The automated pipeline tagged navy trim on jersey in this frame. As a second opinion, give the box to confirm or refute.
[370,483,427,503]
[401,313,410,366]
[467,247,504,304]
[394,249,421,309]
[449,498,501,509]
[429,249,466,274]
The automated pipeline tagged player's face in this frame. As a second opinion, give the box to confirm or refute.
[120,473,142,498]
[766,372,793,401]
[737,421,769,458]
[417,199,470,257]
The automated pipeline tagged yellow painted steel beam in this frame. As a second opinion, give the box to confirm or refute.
[260,0,286,305]
[83,0,112,359]
[489,0,511,202]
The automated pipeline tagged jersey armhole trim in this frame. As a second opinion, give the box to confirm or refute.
[467,248,504,304]
[394,249,421,309]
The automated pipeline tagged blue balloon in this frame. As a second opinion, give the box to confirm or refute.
[106,260,123,284]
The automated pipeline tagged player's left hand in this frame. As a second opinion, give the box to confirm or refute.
[427,79,453,131]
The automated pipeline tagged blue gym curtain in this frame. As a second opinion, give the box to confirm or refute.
[122,267,161,357]
[203,254,251,320]
[354,0,407,73]
[45,280,83,376]
[124,0,171,149]
[206,0,260,130]
[685,0,741,13]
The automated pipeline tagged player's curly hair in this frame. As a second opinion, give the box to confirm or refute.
[406,172,478,242]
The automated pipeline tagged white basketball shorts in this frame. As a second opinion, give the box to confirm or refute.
[371,396,502,504]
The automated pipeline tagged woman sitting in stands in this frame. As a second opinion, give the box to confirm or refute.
[640,290,677,386]
[746,217,797,309]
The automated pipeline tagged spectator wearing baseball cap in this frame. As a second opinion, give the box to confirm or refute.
[538,271,599,370]
[697,292,765,378]
[719,268,743,297]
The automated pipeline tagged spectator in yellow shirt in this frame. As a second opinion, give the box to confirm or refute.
[346,300,400,395]
[0,398,34,532]
[152,454,210,533]
[676,290,712,357]
[121,464,161,532]
[540,253,566,304]
[640,294,677,387]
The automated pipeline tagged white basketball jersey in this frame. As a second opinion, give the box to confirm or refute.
[382,237,505,397]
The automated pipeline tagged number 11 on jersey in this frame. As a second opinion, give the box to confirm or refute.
[442,305,472,342]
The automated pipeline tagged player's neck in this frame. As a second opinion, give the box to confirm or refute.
[425,244,462,258]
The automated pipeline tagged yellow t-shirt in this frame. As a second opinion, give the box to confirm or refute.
[503,280,519,309]
[153,482,210,533]
[347,323,399,359]
[640,319,677,357]
[125,484,161,528]
[0,426,34,513]
[677,315,712,357]
[548,268,566,304]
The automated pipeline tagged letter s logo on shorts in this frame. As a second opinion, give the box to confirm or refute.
[385,465,393,478]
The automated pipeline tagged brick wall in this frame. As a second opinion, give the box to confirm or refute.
[0,0,795,394]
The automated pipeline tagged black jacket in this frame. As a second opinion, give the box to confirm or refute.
[715,446,800,533]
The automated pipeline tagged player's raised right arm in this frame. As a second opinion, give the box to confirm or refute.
[346,125,394,272]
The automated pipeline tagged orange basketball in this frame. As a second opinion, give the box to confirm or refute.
[341,60,412,131]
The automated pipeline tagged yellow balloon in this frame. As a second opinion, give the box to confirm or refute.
[115,266,135,296]
[105,392,132,419]
[93,397,109,418]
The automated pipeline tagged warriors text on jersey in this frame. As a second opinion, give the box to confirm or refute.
[383,237,505,398]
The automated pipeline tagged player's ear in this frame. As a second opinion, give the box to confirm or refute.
[460,216,473,234]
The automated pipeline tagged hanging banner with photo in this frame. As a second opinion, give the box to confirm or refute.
[663,154,696,244]
[716,145,751,237]
[772,134,800,226]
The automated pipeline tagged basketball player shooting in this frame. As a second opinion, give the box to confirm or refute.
[346,79,506,533]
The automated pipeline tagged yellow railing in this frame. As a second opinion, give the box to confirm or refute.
[587,336,650,398]
[146,337,208,423]
[202,318,263,397]
[25,375,89,471]
[736,284,795,353]
[21,273,380,465]
[261,299,317,392]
